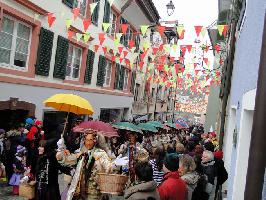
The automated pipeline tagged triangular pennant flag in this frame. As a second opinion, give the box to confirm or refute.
[223,25,229,37]
[195,70,200,75]
[118,46,123,54]
[194,26,203,37]
[176,25,184,36]
[119,57,123,63]
[94,45,99,52]
[139,62,144,70]
[102,46,108,55]
[76,33,82,42]
[121,24,129,35]
[186,45,192,53]
[179,30,185,40]
[65,19,72,29]
[203,58,208,65]
[68,30,75,39]
[102,23,111,32]
[47,13,56,27]
[111,55,116,61]
[72,8,80,20]
[107,0,115,6]
[129,40,135,49]
[140,25,149,36]
[215,44,221,53]
[114,39,120,46]
[98,33,105,45]
[205,45,210,53]
[123,50,128,58]
[115,33,123,41]
[179,56,184,63]
[157,26,166,36]
[194,63,197,69]
[152,47,159,55]
[90,2,98,16]
[83,19,91,32]
[180,45,187,55]
[143,41,150,50]
[83,33,90,43]
[217,25,224,36]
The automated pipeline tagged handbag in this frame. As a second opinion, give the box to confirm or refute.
[19,181,36,199]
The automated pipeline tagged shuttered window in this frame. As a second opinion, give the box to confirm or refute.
[53,36,69,79]
[135,34,140,52]
[91,0,100,26]
[118,65,125,90]
[114,63,120,89]
[35,28,54,76]
[96,55,107,87]
[62,0,74,8]
[84,49,95,84]
[130,71,136,93]
[103,0,111,23]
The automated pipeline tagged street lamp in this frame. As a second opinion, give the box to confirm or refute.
[166,0,175,16]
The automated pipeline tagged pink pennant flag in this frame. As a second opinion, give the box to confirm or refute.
[47,13,56,27]
[194,26,203,37]
[72,8,80,20]
[223,25,229,37]
[139,61,144,70]
[153,47,159,55]
[119,57,123,63]
[129,40,135,49]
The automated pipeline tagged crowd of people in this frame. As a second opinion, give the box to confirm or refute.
[0,117,228,200]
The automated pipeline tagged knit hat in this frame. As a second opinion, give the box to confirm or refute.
[35,120,42,126]
[25,118,34,125]
[204,141,215,152]
[164,153,179,172]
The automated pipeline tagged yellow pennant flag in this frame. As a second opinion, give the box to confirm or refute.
[217,25,224,36]
[90,2,98,16]
[115,33,123,41]
[114,39,120,46]
[176,25,184,36]
[143,41,150,50]
[65,19,72,29]
[140,25,149,36]
[76,33,82,42]
[102,23,111,32]
[83,33,90,43]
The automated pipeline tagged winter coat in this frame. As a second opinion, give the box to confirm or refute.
[124,181,160,200]
[181,172,200,200]
[158,171,188,200]
[201,160,217,200]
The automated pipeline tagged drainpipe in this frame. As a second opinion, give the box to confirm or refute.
[244,13,266,200]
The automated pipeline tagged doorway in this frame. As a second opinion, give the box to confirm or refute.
[0,109,29,131]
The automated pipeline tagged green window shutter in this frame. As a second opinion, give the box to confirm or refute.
[130,71,136,93]
[135,34,140,52]
[62,0,74,8]
[92,0,100,26]
[103,0,110,23]
[114,63,120,89]
[84,49,95,84]
[35,28,54,76]
[96,55,107,87]
[118,65,125,90]
[53,36,69,79]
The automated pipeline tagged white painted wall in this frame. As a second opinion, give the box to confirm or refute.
[232,88,256,200]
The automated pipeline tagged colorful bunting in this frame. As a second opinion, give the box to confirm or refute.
[194,26,203,37]
[121,24,129,35]
[76,33,82,42]
[102,23,111,32]
[83,19,91,32]
[65,19,72,29]
[47,13,56,27]
[83,33,90,43]
[140,25,149,36]
[157,26,166,37]
[72,8,80,20]
[98,33,105,45]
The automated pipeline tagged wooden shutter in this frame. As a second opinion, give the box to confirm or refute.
[114,63,120,89]
[103,0,110,23]
[92,0,100,26]
[118,65,125,90]
[84,49,95,84]
[96,55,107,87]
[135,34,140,52]
[53,36,69,79]
[35,28,54,76]
[130,71,136,93]
[62,0,74,8]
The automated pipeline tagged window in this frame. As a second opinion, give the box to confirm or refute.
[134,83,140,101]
[66,44,82,79]
[74,0,87,16]
[104,60,112,87]
[108,11,117,36]
[0,15,31,69]
[123,69,129,90]
[151,88,155,99]
[91,0,100,26]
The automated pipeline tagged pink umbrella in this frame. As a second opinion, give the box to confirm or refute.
[73,121,119,137]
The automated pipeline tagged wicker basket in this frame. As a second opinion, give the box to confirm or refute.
[97,173,128,195]
[19,182,35,199]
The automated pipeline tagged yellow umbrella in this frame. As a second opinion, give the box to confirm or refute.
[44,93,94,115]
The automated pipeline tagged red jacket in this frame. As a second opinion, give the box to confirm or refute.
[158,171,187,200]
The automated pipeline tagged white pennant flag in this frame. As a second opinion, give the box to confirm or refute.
[90,2,98,16]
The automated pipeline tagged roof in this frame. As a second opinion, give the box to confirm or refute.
[136,0,160,23]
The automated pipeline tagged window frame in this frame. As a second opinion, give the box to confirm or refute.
[75,0,88,17]
[108,10,117,37]
[103,59,112,87]
[123,69,129,90]
[65,44,82,80]
[0,14,32,71]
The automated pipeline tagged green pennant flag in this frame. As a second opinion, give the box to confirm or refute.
[217,25,224,36]
[83,33,90,43]
[76,33,82,42]
[143,41,150,50]
[201,27,207,37]
[140,25,149,36]
[102,23,111,32]
[114,39,120,46]
[90,2,98,16]
[164,64,169,72]
[65,19,72,29]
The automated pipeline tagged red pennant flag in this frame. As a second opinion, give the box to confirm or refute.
[102,46,107,55]
[166,82,171,88]
[118,46,123,54]
[186,45,192,53]
[139,61,144,70]
[187,74,191,79]
[111,55,116,61]
[159,44,164,51]
[223,25,229,37]
[170,57,175,63]
[194,26,203,37]
[152,47,159,55]
[119,57,123,63]
[47,13,56,27]
[157,64,164,71]
[123,50,128,58]
[205,45,210,53]
[180,45,187,55]
[210,79,215,85]
[181,67,185,73]
[219,58,223,65]
[83,19,91,32]
[179,56,184,63]
[174,64,180,73]
[216,71,221,77]
[68,30,74,39]
[157,26,166,36]
[94,45,99,52]
[195,70,200,75]
[193,63,197,69]
[129,40,134,49]
[98,33,105,45]
[73,8,80,20]
[215,44,220,53]
[203,58,208,65]
[206,75,210,81]
[125,59,130,66]
[148,76,152,82]
[121,24,128,35]
[140,52,146,61]
[160,56,166,63]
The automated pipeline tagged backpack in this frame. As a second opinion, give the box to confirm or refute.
[191,174,209,200]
